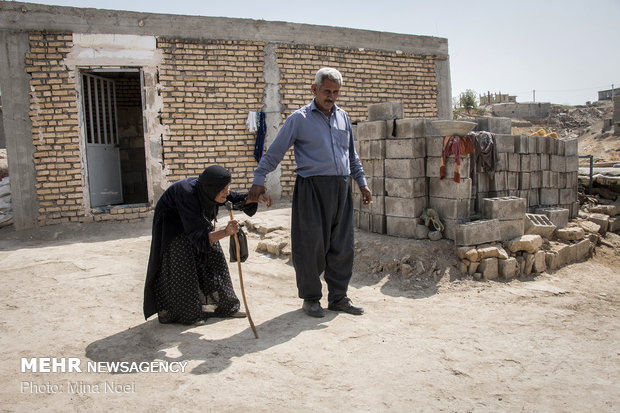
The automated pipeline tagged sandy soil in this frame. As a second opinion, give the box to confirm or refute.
[0,204,619,412]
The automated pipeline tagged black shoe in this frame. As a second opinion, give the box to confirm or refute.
[328,297,364,315]
[302,300,325,318]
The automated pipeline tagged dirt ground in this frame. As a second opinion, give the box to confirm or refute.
[1,203,619,412]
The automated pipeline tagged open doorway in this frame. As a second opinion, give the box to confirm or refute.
[80,69,148,208]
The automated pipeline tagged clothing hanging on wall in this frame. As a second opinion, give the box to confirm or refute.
[254,112,266,162]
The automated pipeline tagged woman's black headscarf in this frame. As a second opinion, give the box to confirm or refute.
[197,165,232,222]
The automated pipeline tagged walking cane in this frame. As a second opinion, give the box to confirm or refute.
[225,201,259,339]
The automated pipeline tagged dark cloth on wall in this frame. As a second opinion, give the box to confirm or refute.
[291,175,354,303]
[470,131,497,172]
[143,172,257,323]
[254,111,266,162]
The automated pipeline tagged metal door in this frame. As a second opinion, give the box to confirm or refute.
[82,73,123,207]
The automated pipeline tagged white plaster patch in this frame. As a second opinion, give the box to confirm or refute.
[64,34,162,67]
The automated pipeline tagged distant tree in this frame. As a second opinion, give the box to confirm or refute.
[459,90,478,113]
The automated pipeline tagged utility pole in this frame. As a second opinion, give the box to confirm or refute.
[533,89,536,102]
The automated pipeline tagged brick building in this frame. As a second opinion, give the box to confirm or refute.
[0,2,451,230]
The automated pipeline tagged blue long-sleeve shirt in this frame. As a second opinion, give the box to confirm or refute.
[253,100,367,188]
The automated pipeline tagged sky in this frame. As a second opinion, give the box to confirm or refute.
[14,0,620,106]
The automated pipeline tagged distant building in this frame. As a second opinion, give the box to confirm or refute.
[598,88,620,101]
[479,92,517,105]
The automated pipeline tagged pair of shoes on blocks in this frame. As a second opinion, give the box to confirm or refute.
[302,297,364,318]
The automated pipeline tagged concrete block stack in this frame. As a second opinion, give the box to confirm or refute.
[355,120,387,234]
[471,125,579,220]
[482,196,526,241]
[426,127,472,240]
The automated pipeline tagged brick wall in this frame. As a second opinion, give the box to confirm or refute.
[26,32,149,225]
[24,33,442,223]
[157,38,266,190]
[274,45,440,196]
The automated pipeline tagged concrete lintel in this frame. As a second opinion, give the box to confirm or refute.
[0,2,448,56]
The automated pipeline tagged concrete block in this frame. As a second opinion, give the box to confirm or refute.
[495,153,507,171]
[557,140,565,156]
[532,250,546,273]
[539,188,559,205]
[356,121,387,141]
[559,188,577,205]
[386,216,417,238]
[519,172,531,190]
[541,171,558,188]
[442,217,465,241]
[540,154,549,170]
[507,153,521,172]
[498,219,525,241]
[358,211,370,231]
[514,135,529,153]
[527,135,538,154]
[507,172,519,190]
[555,226,585,241]
[569,239,593,262]
[520,153,531,171]
[427,156,470,179]
[499,257,519,279]
[455,219,501,246]
[368,195,385,215]
[545,250,559,270]
[366,176,385,196]
[368,102,404,121]
[530,171,542,189]
[536,135,546,153]
[506,234,543,253]
[361,159,384,178]
[479,257,499,280]
[547,138,558,155]
[494,134,515,153]
[385,196,427,218]
[550,155,566,172]
[523,252,535,275]
[530,154,541,171]
[525,213,556,238]
[482,196,526,220]
[429,177,472,200]
[429,197,471,220]
[564,138,578,156]
[528,190,539,208]
[395,118,428,138]
[588,213,610,234]
[476,117,511,134]
[488,172,507,191]
[566,155,579,173]
[385,177,427,199]
[426,136,444,157]
[386,138,426,158]
[385,158,425,178]
[608,216,620,232]
[370,213,387,234]
[565,172,578,189]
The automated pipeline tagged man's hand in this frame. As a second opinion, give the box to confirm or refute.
[360,185,372,205]
[247,184,266,204]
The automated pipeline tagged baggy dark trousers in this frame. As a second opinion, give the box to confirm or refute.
[291,175,354,303]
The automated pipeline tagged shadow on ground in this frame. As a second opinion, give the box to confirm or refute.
[85,310,337,375]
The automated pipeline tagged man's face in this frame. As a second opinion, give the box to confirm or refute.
[312,78,340,116]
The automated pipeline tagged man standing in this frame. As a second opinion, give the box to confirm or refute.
[247,67,372,317]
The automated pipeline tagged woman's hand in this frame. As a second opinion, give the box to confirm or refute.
[225,219,239,236]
